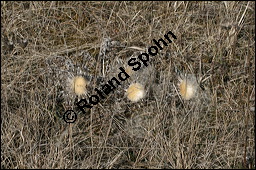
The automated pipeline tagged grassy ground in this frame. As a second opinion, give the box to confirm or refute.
[1,1,255,169]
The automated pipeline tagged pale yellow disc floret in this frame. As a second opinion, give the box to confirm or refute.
[71,76,87,96]
[126,83,145,102]
[179,78,197,100]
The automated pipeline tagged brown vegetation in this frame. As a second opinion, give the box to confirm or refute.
[1,1,255,168]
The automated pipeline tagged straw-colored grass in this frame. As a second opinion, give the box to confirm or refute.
[1,1,255,169]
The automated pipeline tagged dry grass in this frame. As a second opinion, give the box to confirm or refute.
[1,1,255,169]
